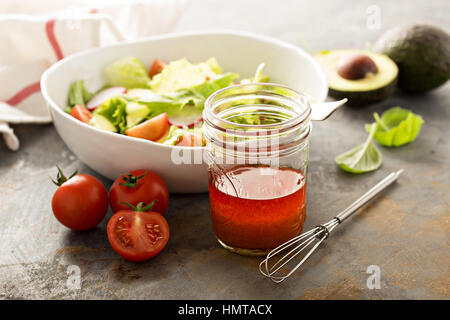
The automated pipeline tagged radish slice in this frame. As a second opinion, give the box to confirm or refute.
[168,114,203,128]
[86,87,126,110]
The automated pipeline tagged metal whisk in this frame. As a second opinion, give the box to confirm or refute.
[259,169,404,283]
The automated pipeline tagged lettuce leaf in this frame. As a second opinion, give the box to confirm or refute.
[365,107,424,147]
[138,72,238,117]
[184,72,239,102]
[67,80,94,111]
[150,58,221,94]
[335,123,382,173]
[105,56,150,89]
[93,96,128,133]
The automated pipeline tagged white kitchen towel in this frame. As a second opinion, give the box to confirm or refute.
[0,0,187,151]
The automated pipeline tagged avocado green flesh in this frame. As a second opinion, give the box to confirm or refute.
[374,24,450,93]
[328,79,397,105]
[315,50,398,105]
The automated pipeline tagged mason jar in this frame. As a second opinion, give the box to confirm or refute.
[203,83,312,256]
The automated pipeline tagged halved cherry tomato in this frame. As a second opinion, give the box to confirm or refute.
[51,167,108,231]
[149,59,166,78]
[126,113,169,141]
[176,132,205,147]
[70,104,92,124]
[109,169,169,214]
[107,202,170,262]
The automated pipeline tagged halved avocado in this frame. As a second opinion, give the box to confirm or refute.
[314,49,398,106]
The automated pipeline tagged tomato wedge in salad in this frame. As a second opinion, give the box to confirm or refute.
[149,59,166,78]
[107,202,170,262]
[70,104,92,124]
[126,113,169,141]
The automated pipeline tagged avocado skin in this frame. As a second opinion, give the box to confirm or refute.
[374,24,450,93]
[329,77,397,106]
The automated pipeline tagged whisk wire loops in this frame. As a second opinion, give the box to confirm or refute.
[259,170,404,283]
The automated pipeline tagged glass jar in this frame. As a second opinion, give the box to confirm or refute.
[203,83,312,256]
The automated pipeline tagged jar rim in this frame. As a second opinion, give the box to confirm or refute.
[203,83,311,132]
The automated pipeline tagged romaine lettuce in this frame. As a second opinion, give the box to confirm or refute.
[67,80,94,111]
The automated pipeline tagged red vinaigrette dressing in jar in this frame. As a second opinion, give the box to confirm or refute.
[209,164,306,253]
[203,84,312,255]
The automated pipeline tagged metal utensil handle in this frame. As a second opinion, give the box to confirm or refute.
[335,169,403,223]
[310,98,347,121]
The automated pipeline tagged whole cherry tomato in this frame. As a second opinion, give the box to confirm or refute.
[51,167,108,231]
[109,169,169,215]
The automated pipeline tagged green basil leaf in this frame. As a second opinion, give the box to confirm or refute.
[365,106,424,147]
[335,124,382,174]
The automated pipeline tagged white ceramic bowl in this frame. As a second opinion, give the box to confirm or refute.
[41,31,328,193]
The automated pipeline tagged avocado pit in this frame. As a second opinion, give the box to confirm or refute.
[337,53,378,80]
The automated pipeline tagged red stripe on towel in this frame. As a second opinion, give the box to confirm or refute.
[45,19,64,61]
[5,82,41,106]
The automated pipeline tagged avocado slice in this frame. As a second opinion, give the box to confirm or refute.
[374,24,450,93]
[314,50,398,105]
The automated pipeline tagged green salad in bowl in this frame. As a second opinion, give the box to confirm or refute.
[66,56,268,147]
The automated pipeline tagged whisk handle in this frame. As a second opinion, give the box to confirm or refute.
[335,169,403,223]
